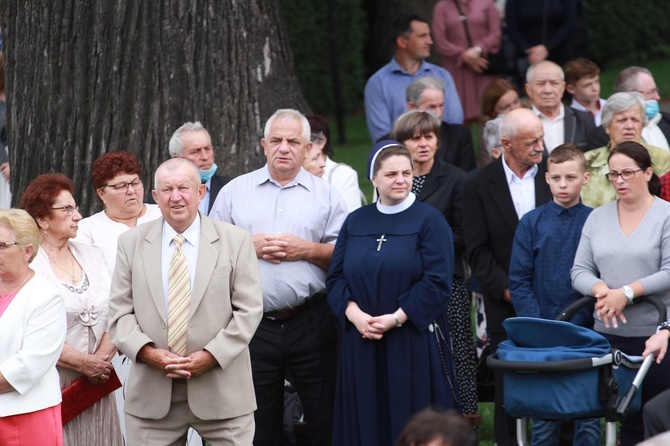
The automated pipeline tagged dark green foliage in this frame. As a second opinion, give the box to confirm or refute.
[584,0,670,67]
[279,0,365,114]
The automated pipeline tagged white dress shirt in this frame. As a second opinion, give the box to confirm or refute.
[570,97,606,126]
[502,155,538,220]
[643,113,670,150]
[160,214,201,317]
[533,104,565,153]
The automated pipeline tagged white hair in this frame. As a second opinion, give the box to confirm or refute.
[406,76,445,106]
[601,92,647,128]
[168,121,211,157]
[483,115,505,155]
[526,60,565,83]
[154,158,201,190]
[264,109,310,142]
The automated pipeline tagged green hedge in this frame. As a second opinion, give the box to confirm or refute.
[279,0,365,114]
[585,0,670,67]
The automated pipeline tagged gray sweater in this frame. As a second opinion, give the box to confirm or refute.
[571,197,670,337]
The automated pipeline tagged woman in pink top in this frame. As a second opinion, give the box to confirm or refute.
[432,0,502,123]
[0,209,67,446]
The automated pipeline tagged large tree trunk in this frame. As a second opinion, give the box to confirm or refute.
[1,0,309,214]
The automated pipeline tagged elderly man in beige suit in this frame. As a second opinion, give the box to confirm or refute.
[109,158,263,446]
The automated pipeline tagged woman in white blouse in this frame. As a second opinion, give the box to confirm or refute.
[0,209,66,446]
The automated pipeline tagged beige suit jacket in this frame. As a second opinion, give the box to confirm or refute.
[108,214,263,420]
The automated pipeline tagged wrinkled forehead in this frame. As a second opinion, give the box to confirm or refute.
[268,117,306,140]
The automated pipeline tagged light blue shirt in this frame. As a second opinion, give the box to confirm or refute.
[364,57,464,142]
[199,178,211,216]
[160,214,201,317]
[211,166,348,311]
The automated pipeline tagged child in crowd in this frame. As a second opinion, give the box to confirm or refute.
[509,143,600,446]
[564,58,607,126]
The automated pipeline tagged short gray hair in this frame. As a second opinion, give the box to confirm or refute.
[168,121,211,157]
[406,77,446,106]
[154,158,201,190]
[526,60,564,83]
[264,109,310,142]
[613,66,653,93]
[601,92,647,129]
[483,115,505,155]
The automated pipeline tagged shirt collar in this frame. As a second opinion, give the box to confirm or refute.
[501,154,539,184]
[256,165,312,191]
[377,192,416,214]
[547,199,584,216]
[163,212,201,247]
[532,104,565,121]
[389,56,429,75]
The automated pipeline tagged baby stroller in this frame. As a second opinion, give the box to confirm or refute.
[488,296,666,446]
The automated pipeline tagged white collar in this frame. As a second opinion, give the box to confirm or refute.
[376,193,416,214]
[163,213,201,247]
[532,104,565,121]
[501,155,538,183]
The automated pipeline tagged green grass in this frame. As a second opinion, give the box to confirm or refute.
[599,59,670,98]
[330,112,375,203]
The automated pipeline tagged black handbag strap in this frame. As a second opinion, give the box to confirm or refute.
[452,0,474,48]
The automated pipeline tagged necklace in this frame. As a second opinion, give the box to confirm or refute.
[45,246,79,283]
[0,270,32,303]
[376,213,402,252]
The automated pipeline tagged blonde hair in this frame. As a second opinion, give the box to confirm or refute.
[0,209,40,262]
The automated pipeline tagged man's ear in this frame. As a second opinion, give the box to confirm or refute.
[566,84,576,96]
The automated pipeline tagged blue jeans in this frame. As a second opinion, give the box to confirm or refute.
[531,418,601,446]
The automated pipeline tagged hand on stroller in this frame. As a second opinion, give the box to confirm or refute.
[594,287,628,328]
[643,329,670,363]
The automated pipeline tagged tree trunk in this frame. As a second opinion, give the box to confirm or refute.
[1,0,309,214]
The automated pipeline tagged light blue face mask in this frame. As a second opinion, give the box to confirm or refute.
[645,100,660,120]
[199,163,218,182]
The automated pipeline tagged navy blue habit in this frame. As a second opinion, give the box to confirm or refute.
[326,199,461,446]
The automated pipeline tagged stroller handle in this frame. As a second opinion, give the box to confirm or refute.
[558,295,667,324]
[487,353,612,373]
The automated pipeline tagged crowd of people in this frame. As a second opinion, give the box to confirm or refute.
[2,4,670,446]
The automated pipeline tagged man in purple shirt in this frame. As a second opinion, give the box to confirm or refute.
[364,13,463,142]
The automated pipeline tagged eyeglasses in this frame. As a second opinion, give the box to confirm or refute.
[0,242,19,250]
[103,179,143,192]
[52,205,80,215]
[605,169,642,182]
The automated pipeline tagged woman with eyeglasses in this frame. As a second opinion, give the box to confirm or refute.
[20,174,123,445]
[582,92,670,208]
[572,141,670,445]
[0,209,67,446]
[74,151,161,277]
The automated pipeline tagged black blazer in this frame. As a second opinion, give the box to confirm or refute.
[462,157,552,334]
[208,173,231,213]
[435,122,476,172]
[587,111,670,151]
[417,160,467,277]
[564,106,596,152]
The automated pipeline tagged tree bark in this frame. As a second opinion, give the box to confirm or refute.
[1,0,309,214]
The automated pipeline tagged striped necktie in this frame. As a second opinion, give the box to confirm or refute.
[167,234,190,356]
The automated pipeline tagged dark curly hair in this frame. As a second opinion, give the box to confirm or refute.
[92,151,141,189]
[20,173,74,223]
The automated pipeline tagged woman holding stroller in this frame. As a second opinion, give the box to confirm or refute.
[571,141,670,445]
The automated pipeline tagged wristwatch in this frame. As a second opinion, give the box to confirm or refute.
[622,286,635,305]
[658,320,670,333]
